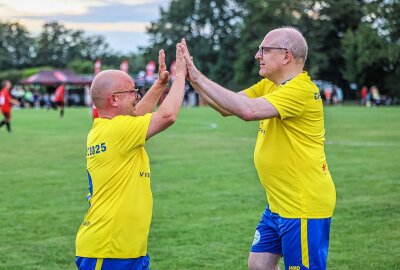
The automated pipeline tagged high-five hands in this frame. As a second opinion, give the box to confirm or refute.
[175,42,188,78]
[180,38,201,84]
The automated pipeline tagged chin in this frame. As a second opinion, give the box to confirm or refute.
[259,70,268,78]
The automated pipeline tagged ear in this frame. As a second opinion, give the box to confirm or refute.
[283,50,292,65]
[108,94,119,107]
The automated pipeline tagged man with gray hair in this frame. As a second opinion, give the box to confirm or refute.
[181,27,336,270]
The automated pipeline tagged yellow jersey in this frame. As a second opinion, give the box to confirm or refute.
[244,72,336,218]
[76,113,153,258]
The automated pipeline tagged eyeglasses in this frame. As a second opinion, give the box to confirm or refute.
[258,46,287,57]
[112,88,141,99]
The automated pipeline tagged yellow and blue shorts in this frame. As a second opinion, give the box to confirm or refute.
[75,255,150,270]
[251,206,331,270]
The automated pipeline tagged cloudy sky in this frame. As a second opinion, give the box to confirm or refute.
[0,0,170,53]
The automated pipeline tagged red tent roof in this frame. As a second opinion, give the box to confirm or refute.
[22,70,92,85]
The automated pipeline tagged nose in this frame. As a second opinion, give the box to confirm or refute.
[255,50,262,60]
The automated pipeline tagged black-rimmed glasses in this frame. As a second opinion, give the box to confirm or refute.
[112,89,141,99]
[258,46,287,57]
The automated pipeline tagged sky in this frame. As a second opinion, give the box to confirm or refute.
[0,0,171,53]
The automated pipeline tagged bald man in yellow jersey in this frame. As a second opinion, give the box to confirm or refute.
[75,43,187,270]
[181,28,336,270]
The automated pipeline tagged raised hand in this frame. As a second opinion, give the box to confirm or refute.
[157,49,170,85]
[175,43,188,78]
[180,38,201,83]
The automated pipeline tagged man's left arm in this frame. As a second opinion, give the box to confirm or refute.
[135,49,170,116]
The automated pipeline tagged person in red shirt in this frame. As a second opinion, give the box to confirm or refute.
[0,80,19,132]
[54,83,65,117]
[360,85,368,106]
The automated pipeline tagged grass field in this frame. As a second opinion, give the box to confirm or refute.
[0,106,399,270]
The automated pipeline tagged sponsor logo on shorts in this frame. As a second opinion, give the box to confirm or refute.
[252,230,260,246]
[289,266,300,270]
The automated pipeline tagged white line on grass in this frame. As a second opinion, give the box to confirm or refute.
[176,122,219,132]
[325,140,400,147]
[163,134,255,142]
[163,135,400,147]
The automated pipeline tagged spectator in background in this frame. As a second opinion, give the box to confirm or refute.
[54,83,66,117]
[23,90,34,108]
[336,86,343,106]
[11,85,24,105]
[331,86,338,105]
[0,81,19,133]
[370,85,381,106]
[33,90,41,108]
[324,85,332,105]
[360,86,368,106]
[41,92,51,109]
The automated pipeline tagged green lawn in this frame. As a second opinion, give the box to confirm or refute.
[0,106,399,270]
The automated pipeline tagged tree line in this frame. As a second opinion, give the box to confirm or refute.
[144,0,400,98]
[0,21,146,82]
[1,0,399,98]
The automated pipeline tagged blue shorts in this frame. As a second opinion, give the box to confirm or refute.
[75,255,150,270]
[251,207,331,270]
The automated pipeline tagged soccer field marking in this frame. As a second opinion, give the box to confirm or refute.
[162,135,399,147]
[163,134,255,142]
[175,121,219,131]
[325,140,400,147]
[210,122,218,129]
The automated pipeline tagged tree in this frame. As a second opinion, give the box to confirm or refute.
[233,0,304,87]
[67,59,95,75]
[302,0,363,86]
[342,25,386,85]
[0,21,34,70]
[144,0,244,87]
[341,0,400,96]
[0,20,135,77]
[35,22,71,67]
[36,22,110,68]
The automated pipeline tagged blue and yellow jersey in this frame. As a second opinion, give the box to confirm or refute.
[244,72,336,218]
[76,113,153,258]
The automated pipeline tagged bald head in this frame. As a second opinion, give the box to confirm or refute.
[90,70,134,110]
[267,27,308,63]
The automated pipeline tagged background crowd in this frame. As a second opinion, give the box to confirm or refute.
[1,79,397,116]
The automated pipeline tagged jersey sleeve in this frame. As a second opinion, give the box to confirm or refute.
[113,113,153,153]
[263,83,307,119]
[243,79,269,98]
